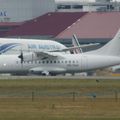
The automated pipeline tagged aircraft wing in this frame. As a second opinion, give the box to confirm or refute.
[51,43,100,52]
[34,51,59,60]
[70,43,100,50]
[50,34,100,53]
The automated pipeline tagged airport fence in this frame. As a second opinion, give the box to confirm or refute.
[0,89,120,102]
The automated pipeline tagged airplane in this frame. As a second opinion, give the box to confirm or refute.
[0,29,120,75]
[0,38,68,54]
[0,37,99,55]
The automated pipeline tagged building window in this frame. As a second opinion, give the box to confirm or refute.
[72,5,83,9]
[57,5,71,9]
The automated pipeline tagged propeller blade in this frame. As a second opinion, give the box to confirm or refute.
[18,51,24,64]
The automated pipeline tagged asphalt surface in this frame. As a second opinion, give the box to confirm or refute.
[0,74,120,80]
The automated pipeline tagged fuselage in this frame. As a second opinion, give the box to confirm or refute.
[0,38,67,54]
[0,53,120,75]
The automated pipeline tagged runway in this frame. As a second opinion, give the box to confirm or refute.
[0,74,120,80]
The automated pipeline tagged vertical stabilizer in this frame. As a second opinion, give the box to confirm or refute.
[90,29,120,56]
[72,34,82,54]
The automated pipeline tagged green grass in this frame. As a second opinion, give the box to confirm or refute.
[0,78,120,120]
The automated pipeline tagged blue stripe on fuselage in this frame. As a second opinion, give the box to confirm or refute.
[0,43,21,54]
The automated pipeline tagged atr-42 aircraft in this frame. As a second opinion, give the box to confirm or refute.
[0,29,120,75]
[0,37,97,54]
[0,38,68,54]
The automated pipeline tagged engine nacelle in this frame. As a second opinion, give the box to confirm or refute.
[24,52,36,61]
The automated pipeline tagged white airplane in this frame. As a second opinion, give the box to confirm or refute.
[0,37,98,55]
[0,29,120,75]
[0,38,68,54]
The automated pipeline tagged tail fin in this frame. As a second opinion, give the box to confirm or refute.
[72,34,82,54]
[90,29,120,56]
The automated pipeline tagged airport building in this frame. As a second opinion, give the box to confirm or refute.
[55,0,120,12]
[0,0,55,22]
[0,0,120,23]
[4,12,120,49]
[0,0,120,49]
[0,0,56,37]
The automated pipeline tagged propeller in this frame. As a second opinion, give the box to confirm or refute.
[18,50,24,64]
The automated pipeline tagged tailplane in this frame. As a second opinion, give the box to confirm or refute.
[72,34,82,54]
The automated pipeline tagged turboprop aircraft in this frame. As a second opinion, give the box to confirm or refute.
[0,29,120,75]
[0,37,99,55]
[0,38,68,54]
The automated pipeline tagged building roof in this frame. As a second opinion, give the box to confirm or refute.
[0,22,23,27]
[0,22,23,37]
[56,12,120,39]
[5,12,87,37]
[5,12,120,40]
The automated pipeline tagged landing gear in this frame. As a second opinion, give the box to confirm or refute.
[71,73,75,76]
[50,73,57,76]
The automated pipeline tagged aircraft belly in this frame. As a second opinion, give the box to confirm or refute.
[30,66,66,73]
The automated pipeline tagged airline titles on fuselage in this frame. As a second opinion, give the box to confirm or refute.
[28,44,61,51]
